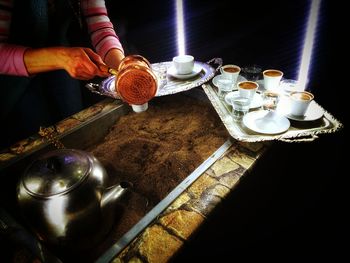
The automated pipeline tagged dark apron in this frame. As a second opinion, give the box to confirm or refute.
[0,0,85,149]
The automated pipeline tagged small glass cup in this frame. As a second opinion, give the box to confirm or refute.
[216,78,233,100]
[241,65,262,81]
[230,96,250,122]
[262,91,280,111]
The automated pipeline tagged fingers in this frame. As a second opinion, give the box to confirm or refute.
[83,48,110,78]
[60,47,114,79]
[84,48,105,65]
[66,48,109,79]
[74,71,96,80]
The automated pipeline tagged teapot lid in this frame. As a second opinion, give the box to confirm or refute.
[22,149,91,197]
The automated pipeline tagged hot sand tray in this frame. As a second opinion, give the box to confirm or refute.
[202,82,343,142]
[0,88,231,262]
[86,58,221,99]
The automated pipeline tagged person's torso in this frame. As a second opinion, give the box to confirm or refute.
[9,0,89,47]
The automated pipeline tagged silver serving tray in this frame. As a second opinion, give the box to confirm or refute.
[202,81,343,142]
[86,58,221,99]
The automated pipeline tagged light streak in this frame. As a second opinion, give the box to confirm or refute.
[297,0,322,91]
[175,0,186,56]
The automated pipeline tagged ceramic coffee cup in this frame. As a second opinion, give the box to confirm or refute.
[263,69,283,92]
[173,55,194,75]
[237,81,259,101]
[289,91,314,116]
[220,64,241,89]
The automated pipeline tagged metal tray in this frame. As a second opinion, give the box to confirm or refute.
[202,81,343,142]
[85,58,221,99]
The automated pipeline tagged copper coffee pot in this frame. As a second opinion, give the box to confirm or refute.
[99,55,158,112]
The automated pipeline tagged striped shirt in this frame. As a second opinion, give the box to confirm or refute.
[0,0,124,76]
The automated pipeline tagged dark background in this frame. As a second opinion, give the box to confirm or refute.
[105,0,344,121]
[104,0,347,262]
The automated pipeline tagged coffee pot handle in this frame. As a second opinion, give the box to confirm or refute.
[98,64,119,76]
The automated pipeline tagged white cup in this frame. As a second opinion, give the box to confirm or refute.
[173,55,194,75]
[220,64,241,89]
[289,91,314,116]
[237,81,259,101]
[263,69,283,92]
[131,103,148,113]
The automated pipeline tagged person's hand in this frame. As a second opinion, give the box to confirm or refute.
[61,47,111,80]
[24,47,110,80]
[104,48,125,70]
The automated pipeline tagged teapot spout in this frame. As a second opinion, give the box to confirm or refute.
[101,181,131,211]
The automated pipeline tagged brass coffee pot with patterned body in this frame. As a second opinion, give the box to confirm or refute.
[101,55,158,112]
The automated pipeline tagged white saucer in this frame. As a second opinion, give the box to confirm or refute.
[285,100,324,121]
[243,110,290,134]
[257,78,300,94]
[225,91,263,109]
[167,63,203,79]
[212,74,247,90]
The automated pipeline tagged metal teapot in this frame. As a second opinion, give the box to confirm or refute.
[16,149,130,250]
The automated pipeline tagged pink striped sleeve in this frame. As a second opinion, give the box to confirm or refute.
[82,0,124,60]
[0,44,30,76]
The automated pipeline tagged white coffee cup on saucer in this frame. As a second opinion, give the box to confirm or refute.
[237,81,259,101]
[263,69,283,92]
[289,91,314,116]
[220,64,241,89]
[173,55,194,75]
